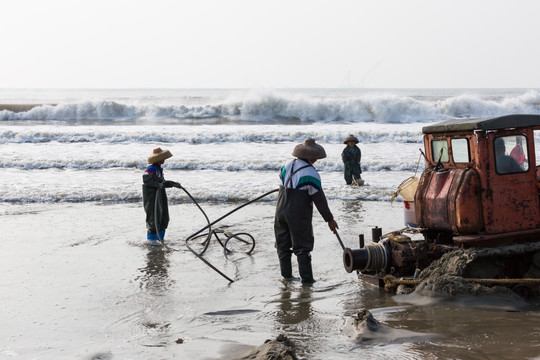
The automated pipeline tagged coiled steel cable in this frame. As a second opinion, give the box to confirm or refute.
[154,185,279,283]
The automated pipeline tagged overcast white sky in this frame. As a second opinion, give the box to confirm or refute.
[1,0,539,89]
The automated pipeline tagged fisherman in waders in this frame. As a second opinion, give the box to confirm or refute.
[341,134,363,185]
[142,147,179,243]
[274,138,339,283]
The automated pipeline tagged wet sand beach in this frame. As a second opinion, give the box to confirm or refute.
[2,199,540,359]
[2,87,540,359]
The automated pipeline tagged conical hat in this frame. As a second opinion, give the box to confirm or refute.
[292,138,326,160]
[343,134,359,144]
[147,147,172,164]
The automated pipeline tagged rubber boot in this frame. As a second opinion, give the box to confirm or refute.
[157,230,166,242]
[279,258,293,279]
[297,255,315,284]
[147,230,165,245]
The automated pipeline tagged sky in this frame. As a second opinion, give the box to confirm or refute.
[1,0,540,89]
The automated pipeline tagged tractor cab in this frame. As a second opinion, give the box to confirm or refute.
[344,115,540,290]
[416,114,540,247]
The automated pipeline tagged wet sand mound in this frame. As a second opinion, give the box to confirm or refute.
[342,309,440,344]
[225,335,298,360]
[415,242,540,296]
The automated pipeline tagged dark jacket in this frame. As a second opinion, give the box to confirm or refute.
[142,164,169,232]
[341,145,361,171]
[341,145,362,184]
[274,159,333,259]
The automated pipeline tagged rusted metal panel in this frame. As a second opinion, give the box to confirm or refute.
[454,228,540,248]
[416,168,483,234]
[481,129,540,234]
[454,169,483,233]
[486,178,539,233]
[416,169,453,232]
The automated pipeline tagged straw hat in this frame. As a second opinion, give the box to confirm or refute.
[292,138,327,160]
[147,147,173,164]
[343,134,359,144]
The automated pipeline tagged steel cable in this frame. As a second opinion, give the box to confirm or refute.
[153,185,279,283]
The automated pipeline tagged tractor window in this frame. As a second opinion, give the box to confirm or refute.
[535,130,540,168]
[494,135,528,175]
[432,139,449,163]
[451,138,470,163]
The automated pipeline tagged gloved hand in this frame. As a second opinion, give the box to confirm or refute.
[163,180,181,188]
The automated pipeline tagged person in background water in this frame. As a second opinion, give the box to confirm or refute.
[274,138,339,284]
[341,134,364,186]
[142,148,179,243]
[510,136,527,169]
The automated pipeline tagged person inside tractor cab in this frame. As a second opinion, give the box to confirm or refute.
[495,137,523,174]
[510,136,527,170]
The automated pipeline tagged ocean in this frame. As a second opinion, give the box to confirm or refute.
[2,87,540,205]
[2,88,540,359]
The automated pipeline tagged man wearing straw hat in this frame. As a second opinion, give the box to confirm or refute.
[142,147,179,243]
[341,134,363,185]
[274,138,339,283]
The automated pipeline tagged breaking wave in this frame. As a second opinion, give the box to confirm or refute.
[2,89,540,123]
[0,125,424,144]
[0,158,421,172]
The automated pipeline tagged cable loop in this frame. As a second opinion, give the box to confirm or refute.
[154,185,279,283]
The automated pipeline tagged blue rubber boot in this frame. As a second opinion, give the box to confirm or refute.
[147,230,166,245]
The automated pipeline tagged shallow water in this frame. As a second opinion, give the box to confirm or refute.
[1,199,539,359]
[3,88,540,359]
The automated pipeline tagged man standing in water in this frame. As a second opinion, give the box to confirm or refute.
[341,134,363,185]
[274,138,339,283]
[142,147,179,243]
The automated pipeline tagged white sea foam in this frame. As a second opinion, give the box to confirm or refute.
[0,123,425,144]
[0,88,537,204]
[1,89,539,123]
[0,167,413,204]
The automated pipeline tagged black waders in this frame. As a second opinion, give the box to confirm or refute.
[142,164,170,242]
[279,258,293,279]
[297,254,315,284]
[274,160,317,283]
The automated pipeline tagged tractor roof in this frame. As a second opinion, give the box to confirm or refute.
[422,114,540,134]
